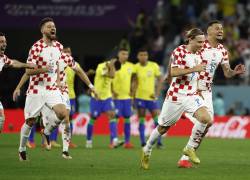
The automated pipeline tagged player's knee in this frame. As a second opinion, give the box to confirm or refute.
[199,114,212,124]
[55,109,67,121]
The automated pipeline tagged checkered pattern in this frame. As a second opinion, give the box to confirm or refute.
[58,53,76,95]
[0,54,12,72]
[26,39,64,94]
[167,45,202,101]
[198,40,229,91]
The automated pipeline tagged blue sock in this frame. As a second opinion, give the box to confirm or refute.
[139,117,145,145]
[87,118,95,141]
[124,118,130,144]
[50,128,58,141]
[29,125,36,143]
[70,122,73,135]
[109,119,117,144]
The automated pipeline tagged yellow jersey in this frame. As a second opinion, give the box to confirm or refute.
[112,61,135,99]
[94,62,112,100]
[134,61,161,100]
[65,62,80,99]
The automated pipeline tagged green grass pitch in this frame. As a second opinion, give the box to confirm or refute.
[0,134,249,180]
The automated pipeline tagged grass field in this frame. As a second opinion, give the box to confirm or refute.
[0,134,250,180]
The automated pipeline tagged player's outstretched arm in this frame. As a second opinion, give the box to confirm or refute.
[171,64,206,77]
[10,59,36,69]
[221,63,246,78]
[13,73,29,101]
[74,65,98,99]
[25,65,49,75]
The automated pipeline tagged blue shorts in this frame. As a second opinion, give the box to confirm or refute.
[70,99,76,116]
[90,97,115,118]
[135,98,159,111]
[114,99,132,118]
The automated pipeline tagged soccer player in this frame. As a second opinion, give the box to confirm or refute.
[133,48,163,148]
[14,46,97,159]
[141,28,211,170]
[0,32,35,133]
[64,47,78,148]
[17,17,93,161]
[112,48,135,148]
[86,58,123,149]
[177,20,246,168]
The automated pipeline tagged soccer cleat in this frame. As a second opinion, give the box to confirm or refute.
[26,141,36,149]
[183,147,200,164]
[19,151,27,161]
[177,160,193,168]
[51,141,61,148]
[41,133,51,151]
[62,151,72,160]
[141,150,150,170]
[69,141,77,148]
[113,140,124,148]
[86,141,93,149]
[124,142,134,149]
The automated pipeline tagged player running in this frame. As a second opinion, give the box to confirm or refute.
[141,28,210,170]
[177,20,246,168]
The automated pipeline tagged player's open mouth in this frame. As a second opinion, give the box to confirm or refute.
[0,46,5,52]
[50,31,56,35]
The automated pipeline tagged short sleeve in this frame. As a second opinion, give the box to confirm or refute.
[61,53,76,69]
[154,63,161,77]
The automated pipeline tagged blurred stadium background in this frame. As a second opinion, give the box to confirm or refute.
[0,0,250,179]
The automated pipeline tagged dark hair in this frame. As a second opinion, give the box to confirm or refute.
[0,32,5,36]
[39,17,54,29]
[185,28,204,43]
[118,47,129,52]
[137,48,148,53]
[207,20,222,29]
[114,60,121,71]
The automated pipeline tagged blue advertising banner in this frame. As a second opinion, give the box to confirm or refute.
[0,0,156,29]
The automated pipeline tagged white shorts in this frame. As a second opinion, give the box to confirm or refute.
[24,90,66,120]
[0,101,3,110]
[185,90,213,124]
[158,94,205,127]
[41,93,70,126]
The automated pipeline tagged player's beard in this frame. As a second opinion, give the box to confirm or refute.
[0,46,5,55]
[45,32,57,41]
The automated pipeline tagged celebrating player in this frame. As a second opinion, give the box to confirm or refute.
[177,20,246,168]
[0,32,35,134]
[141,28,210,170]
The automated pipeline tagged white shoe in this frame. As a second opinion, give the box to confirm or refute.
[62,151,72,160]
[86,140,93,149]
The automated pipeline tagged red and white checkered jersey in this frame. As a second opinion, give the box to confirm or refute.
[26,39,76,95]
[0,54,12,72]
[198,40,229,91]
[58,54,77,95]
[167,45,202,101]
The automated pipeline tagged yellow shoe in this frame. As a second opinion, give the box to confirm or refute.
[183,147,200,164]
[141,150,150,170]
[51,141,61,148]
